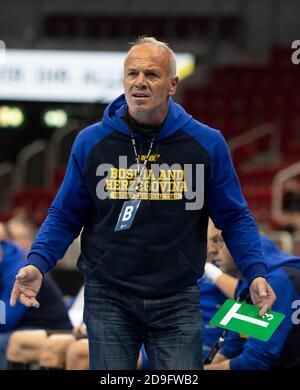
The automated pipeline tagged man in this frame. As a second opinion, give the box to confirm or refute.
[6,218,37,253]
[205,222,300,370]
[10,37,275,370]
[198,262,230,360]
[0,240,72,370]
[7,286,85,369]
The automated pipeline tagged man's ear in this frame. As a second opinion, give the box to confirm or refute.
[169,76,179,96]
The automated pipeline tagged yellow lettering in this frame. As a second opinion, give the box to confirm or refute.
[151,181,159,192]
[126,169,134,180]
[160,181,170,193]
[159,170,167,180]
[110,168,118,179]
[119,180,128,190]
[105,180,116,190]
[173,181,182,192]
[119,169,126,179]
[174,170,184,180]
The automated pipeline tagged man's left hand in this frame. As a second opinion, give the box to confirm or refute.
[249,277,276,316]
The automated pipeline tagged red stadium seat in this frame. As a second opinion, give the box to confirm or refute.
[12,189,57,226]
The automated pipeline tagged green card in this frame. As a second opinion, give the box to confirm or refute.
[209,299,285,341]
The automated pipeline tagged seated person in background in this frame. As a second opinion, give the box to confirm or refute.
[199,270,237,361]
[37,325,89,370]
[0,223,8,241]
[283,178,300,213]
[198,274,227,362]
[6,218,37,253]
[5,218,84,369]
[0,240,72,370]
[200,227,238,361]
[65,334,89,370]
[7,286,85,370]
[275,177,300,233]
[205,222,300,370]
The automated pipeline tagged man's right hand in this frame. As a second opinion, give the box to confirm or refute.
[10,265,43,308]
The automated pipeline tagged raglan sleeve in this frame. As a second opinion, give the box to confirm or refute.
[207,132,267,283]
[229,269,296,370]
[27,132,93,274]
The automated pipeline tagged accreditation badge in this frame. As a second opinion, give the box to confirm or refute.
[114,199,141,231]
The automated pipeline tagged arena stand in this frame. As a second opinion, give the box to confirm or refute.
[183,46,300,247]
[1,47,300,258]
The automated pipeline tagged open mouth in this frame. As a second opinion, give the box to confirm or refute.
[132,93,149,99]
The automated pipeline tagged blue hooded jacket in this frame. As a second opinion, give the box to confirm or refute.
[0,241,71,332]
[198,274,227,358]
[220,235,300,370]
[27,95,266,297]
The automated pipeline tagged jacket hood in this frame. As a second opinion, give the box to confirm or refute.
[102,94,192,140]
[237,234,300,296]
[260,234,300,271]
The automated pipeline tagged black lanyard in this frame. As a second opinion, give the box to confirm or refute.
[203,292,251,365]
[130,130,156,201]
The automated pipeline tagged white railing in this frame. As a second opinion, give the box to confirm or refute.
[271,161,300,221]
[0,162,14,212]
[51,120,81,162]
[0,162,14,180]
[293,232,300,256]
[229,122,280,163]
[266,230,294,253]
[50,119,80,167]
[15,140,49,191]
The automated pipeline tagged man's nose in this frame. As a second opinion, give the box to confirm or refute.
[207,240,218,254]
[135,73,146,87]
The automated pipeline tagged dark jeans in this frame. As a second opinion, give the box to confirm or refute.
[84,282,202,370]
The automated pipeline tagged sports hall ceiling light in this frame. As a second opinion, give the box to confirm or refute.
[43,109,68,128]
[0,106,24,127]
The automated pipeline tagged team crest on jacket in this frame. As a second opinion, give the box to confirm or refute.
[96,155,205,210]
